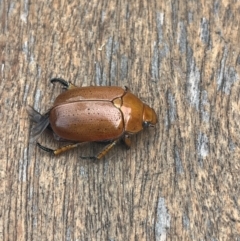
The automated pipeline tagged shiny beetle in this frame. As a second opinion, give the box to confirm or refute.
[28,78,157,159]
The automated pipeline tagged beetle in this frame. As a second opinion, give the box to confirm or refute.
[28,78,157,159]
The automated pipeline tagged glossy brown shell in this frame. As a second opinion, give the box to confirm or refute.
[50,101,124,142]
[50,87,126,142]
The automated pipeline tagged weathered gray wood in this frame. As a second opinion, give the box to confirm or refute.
[1,0,240,240]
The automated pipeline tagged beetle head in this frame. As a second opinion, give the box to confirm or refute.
[142,104,157,127]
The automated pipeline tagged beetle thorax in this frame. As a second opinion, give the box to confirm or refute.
[120,92,144,134]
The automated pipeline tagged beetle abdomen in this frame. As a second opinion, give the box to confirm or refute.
[49,101,124,142]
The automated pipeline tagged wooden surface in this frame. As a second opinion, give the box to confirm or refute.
[1,0,240,240]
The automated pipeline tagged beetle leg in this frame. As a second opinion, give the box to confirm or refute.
[37,142,79,155]
[123,135,131,148]
[50,78,69,88]
[50,78,77,90]
[81,140,118,160]
[37,143,54,153]
[124,86,129,92]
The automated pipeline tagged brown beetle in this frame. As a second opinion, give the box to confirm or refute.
[28,78,157,159]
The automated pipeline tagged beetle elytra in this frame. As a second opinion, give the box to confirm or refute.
[28,78,157,159]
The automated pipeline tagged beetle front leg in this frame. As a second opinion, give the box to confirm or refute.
[123,135,131,148]
[81,140,118,160]
[50,78,77,90]
[37,142,80,155]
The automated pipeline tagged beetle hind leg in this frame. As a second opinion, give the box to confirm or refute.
[37,142,79,155]
[81,140,118,160]
[50,78,77,90]
[37,140,119,160]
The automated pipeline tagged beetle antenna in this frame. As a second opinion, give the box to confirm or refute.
[37,142,54,153]
[50,78,69,89]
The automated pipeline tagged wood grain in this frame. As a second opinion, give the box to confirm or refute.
[1,0,240,240]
